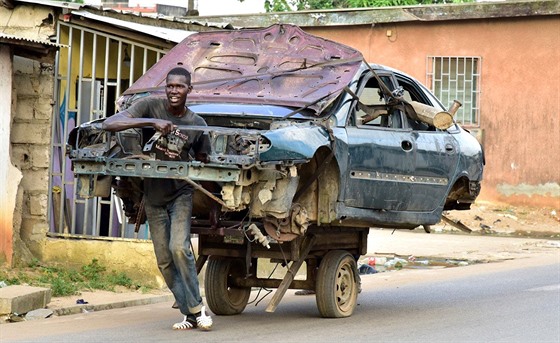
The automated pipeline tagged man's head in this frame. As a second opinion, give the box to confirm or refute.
[166,67,191,85]
[165,67,192,109]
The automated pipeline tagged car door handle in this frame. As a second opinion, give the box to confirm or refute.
[401,140,413,151]
[445,144,454,152]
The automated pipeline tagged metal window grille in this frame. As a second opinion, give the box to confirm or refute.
[47,22,167,240]
[426,56,481,126]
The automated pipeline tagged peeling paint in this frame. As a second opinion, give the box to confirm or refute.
[41,239,163,287]
[0,45,23,266]
[497,182,560,197]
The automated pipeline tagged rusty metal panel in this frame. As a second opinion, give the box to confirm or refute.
[121,24,363,114]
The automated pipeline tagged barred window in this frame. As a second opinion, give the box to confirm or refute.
[427,56,481,126]
[49,22,167,240]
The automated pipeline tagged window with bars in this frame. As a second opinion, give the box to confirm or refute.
[427,56,481,126]
[48,22,167,240]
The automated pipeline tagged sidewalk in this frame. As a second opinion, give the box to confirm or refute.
[46,289,174,317]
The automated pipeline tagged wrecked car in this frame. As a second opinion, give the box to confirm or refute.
[68,24,484,318]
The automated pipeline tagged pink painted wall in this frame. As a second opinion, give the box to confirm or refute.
[307,16,560,208]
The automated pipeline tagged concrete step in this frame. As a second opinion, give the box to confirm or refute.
[0,285,51,315]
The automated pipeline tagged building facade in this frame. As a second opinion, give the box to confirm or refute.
[1,0,558,278]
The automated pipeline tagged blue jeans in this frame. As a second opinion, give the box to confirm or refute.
[144,193,203,316]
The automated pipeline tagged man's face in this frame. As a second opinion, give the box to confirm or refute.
[165,74,191,107]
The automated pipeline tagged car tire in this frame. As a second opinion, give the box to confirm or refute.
[315,250,359,318]
[204,256,251,315]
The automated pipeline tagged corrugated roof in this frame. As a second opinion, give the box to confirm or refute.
[84,7,235,30]
[14,0,232,31]
[68,0,560,35]
[0,32,64,48]
[15,0,82,11]
[71,10,196,43]
[17,0,559,36]
[189,0,560,28]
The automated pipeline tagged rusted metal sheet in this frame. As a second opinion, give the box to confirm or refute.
[122,24,363,114]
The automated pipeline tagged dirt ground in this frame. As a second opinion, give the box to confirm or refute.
[440,200,560,238]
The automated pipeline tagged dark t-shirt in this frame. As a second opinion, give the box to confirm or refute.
[126,96,210,206]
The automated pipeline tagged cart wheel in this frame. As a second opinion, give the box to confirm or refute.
[204,257,251,315]
[315,250,358,318]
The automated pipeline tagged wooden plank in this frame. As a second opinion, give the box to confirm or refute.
[265,234,316,313]
[408,101,455,130]
[195,254,208,274]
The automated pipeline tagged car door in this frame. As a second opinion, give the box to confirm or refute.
[344,72,415,211]
[394,73,460,211]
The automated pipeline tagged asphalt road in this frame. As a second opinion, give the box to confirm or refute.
[2,255,559,343]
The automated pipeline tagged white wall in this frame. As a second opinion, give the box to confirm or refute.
[0,45,23,265]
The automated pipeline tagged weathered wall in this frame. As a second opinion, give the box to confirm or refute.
[41,238,163,287]
[0,4,55,41]
[0,4,57,265]
[306,16,560,208]
[0,45,23,266]
[10,56,55,264]
[0,4,165,284]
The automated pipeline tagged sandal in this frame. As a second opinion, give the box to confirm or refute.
[172,315,197,330]
[195,306,213,331]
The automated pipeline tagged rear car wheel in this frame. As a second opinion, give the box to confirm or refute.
[204,257,251,315]
[315,250,359,318]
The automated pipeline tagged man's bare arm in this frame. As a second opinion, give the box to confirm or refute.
[102,111,175,134]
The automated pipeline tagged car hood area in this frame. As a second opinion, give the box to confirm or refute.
[120,24,364,114]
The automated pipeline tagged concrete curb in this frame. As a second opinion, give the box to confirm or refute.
[51,293,174,317]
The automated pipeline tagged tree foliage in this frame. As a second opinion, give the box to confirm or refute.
[240,0,473,12]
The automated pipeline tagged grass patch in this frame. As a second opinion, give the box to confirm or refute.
[0,259,150,297]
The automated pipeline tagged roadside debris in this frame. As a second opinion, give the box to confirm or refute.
[551,210,560,223]
[358,255,473,274]
[540,241,560,248]
[5,312,25,323]
[358,264,377,274]
[25,309,53,321]
[441,215,473,233]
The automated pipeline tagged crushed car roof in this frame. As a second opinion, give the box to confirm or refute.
[122,24,364,113]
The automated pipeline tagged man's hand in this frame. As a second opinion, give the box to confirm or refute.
[152,119,175,135]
